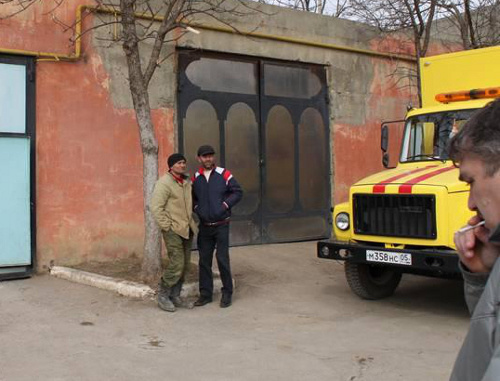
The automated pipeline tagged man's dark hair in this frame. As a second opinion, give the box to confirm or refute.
[449,98,500,176]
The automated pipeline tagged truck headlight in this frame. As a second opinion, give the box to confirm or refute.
[335,212,350,231]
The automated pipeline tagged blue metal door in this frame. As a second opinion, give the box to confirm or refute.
[0,57,35,279]
[0,137,31,265]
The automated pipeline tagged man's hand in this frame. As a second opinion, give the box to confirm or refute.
[454,215,499,273]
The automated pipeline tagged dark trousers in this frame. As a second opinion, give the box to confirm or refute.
[197,223,233,297]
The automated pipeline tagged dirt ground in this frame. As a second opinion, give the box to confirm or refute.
[1,241,469,381]
[72,256,145,283]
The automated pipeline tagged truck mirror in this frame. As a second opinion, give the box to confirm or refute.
[381,125,389,152]
[382,152,390,168]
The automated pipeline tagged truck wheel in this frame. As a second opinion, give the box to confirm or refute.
[344,262,402,300]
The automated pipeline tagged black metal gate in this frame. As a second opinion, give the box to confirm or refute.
[177,50,331,245]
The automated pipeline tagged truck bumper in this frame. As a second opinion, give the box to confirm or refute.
[317,240,461,277]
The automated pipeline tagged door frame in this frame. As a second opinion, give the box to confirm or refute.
[0,54,36,279]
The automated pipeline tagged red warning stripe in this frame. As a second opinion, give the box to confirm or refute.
[373,166,437,193]
[398,165,456,194]
[222,169,232,181]
[191,167,205,182]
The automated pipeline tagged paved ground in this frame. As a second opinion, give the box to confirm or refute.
[1,241,469,381]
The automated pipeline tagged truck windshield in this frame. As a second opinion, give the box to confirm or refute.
[400,110,476,163]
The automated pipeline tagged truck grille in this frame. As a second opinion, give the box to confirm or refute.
[353,194,436,239]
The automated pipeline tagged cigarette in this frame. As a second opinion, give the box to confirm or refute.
[458,220,485,233]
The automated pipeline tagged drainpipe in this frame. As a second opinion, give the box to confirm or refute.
[0,5,416,63]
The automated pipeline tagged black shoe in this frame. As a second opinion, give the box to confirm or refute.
[194,295,213,307]
[220,293,232,308]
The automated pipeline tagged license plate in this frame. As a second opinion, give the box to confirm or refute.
[366,250,412,266]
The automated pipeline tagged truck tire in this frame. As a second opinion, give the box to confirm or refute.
[344,262,402,300]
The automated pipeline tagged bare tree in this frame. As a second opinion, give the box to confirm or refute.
[347,0,438,106]
[256,0,350,16]
[265,0,497,100]
[437,0,500,48]
[1,0,255,282]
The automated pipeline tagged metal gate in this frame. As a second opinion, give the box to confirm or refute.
[178,51,331,245]
[0,55,35,279]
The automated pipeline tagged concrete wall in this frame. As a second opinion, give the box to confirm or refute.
[0,0,423,270]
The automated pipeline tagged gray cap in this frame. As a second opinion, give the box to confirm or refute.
[197,145,215,156]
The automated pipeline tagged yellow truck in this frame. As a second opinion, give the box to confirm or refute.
[317,46,500,299]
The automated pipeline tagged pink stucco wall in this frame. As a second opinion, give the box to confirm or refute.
[0,1,445,270]
[0,1,173,270]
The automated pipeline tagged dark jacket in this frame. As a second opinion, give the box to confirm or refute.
[192,166,243,223]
